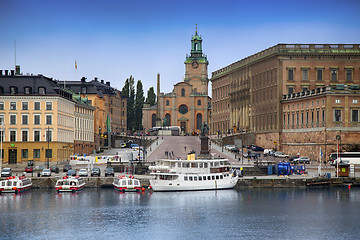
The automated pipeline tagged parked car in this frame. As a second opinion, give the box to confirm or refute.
[105,167,114,177]
[78,169,88,177]
[66,169,77,176]
[251,145,264,152]
[63,164,72,172]
[25,166,33,173]
[289,156,298,162]
[225,145,236,151]
[91,167,101,177]
[1,168,12,177]
[293,156,311,164]
[276,152,289,158]
[41,169,51,177]
[50,166,59,173]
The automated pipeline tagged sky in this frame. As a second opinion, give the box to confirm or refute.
[0,0,360,97]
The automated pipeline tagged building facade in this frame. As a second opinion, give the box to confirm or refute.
[0,69,75,164]
[211,44,360,160]
[60,77,127,149]
[143,30,211,133]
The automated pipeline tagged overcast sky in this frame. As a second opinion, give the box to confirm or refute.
[1,0,359,96]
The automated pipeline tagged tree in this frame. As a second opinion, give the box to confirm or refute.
[122,76,135,131]
[145,87,156,106]
[135,80,145,130]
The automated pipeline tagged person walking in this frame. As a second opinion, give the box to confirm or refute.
[184,146,187,152]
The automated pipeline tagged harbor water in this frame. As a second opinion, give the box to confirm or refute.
[1,188,360,240]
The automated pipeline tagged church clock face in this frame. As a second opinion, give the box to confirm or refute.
[191,61,199,69]
[178,104,188,114]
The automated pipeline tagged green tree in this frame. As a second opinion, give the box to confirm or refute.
[135,80,145,130]
[122,76,135,131]
[145,87,156,106]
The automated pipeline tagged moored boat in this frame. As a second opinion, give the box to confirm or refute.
[149,158,238,192]
[112,175,142,192]
[0,176,32,194]
[55,176,85,193]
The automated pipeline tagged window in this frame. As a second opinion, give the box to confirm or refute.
[34,115,40,125]
[39,87,46,95]
[10,115,16,125]
[302,69,308,80]
[0,115,3,126]
[346,69,353,81]
[196,113,202,130]
[24,87,32,94]
[352,110,359,122]
[353,99,358,104]
[34,130,40,142]
[22,149,28,158]
[0,102,3,110]
[166,100,169,106]
[181,88,185,97]
[46,115,52,125]
[10,102,16,110]
[0,129,4,142]
[322,109,325,122]
[22,130,28,142]
[81,87,87,94]
[316,69,323,81]
[331,69,338,81]
[22,102,29,110]
[46,130,52,142]
[34,102,40,110]
[10,130,16,141]
[288,87,294,94]
[46,102,52,110]
[335,99,341,104]
[178,104,188,114]
[10,86,18,94]
[33,149,40,158]
[288,69,294,80]
[197,100,201,106]
[22,115,28,125]
[302,87,308,92]
[334,109,341,122]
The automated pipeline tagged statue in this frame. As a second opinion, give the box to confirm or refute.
[200,122,209,136]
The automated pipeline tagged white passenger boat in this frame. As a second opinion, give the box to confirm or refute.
[55,176,85,193]
[0,176,32,194]
[149,158,238,191]
[112,175,142,192]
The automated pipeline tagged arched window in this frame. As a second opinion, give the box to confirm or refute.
[10,86,18,94]
[196,113,202,130]
[165,114,171,126]
[151,114,157,127]
[181,88,185,97]
[166,100,170,106]
[197,100,201,106]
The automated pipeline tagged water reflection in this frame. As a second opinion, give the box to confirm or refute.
[0,188,360,240]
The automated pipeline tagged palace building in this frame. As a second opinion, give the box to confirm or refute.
[142,30,211,134]
[211,44,360,160]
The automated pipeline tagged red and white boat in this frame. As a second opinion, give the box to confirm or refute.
[0,176,32,194]
[55,176,85,193]
[113,175,142,193]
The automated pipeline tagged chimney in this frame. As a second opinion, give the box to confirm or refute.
[11,70,15,76]
[101,80,104,84]
[81,77,86,82]
[106,81,110,86]
[94,77,98,81]
[0,70,2,75]
[4,70,8,75]
[15,65,20,75]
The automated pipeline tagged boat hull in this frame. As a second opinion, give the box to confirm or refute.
[113,185,141,192]
[56,184,85,193]
[0,185,32,194]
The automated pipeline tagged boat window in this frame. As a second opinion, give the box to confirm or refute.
[203,176,206,180]
[184,176,188,181]
[191,163,196,168]
[204,163,208,168]
[184,162,190,168]
[178,162,181,167]
[65,182,69,185]
[212,176,215,180]
[194,176,197,181]
[134,180,139,185]
[1,182,5,186]
[207,176,211,180]
[210,162,214,167]
[171,162,175,167]
[220,175,223,179]
[128,180,133,185]
[122,180,127,185]
[70,182,76,186]
[199,176,202,181]
[216,175,219,180]
[214,162,219,167]
[6,181,12,186]
[189,176,193,181]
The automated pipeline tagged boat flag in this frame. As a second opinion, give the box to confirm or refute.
[75,59,77,70]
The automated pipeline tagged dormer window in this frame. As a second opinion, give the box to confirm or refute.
[38,87,46,95]
[24,87,32,94]
[181,88,185,97]
[10,86,18,94]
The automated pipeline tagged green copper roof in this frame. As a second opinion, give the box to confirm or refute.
[192,31,202,41]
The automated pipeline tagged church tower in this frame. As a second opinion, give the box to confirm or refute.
[184,28,209,95]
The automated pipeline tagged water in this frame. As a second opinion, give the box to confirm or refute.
[1,188,360,240]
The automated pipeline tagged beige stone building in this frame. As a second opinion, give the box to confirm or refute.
[211,44,360,160]
[143,30,211,133]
